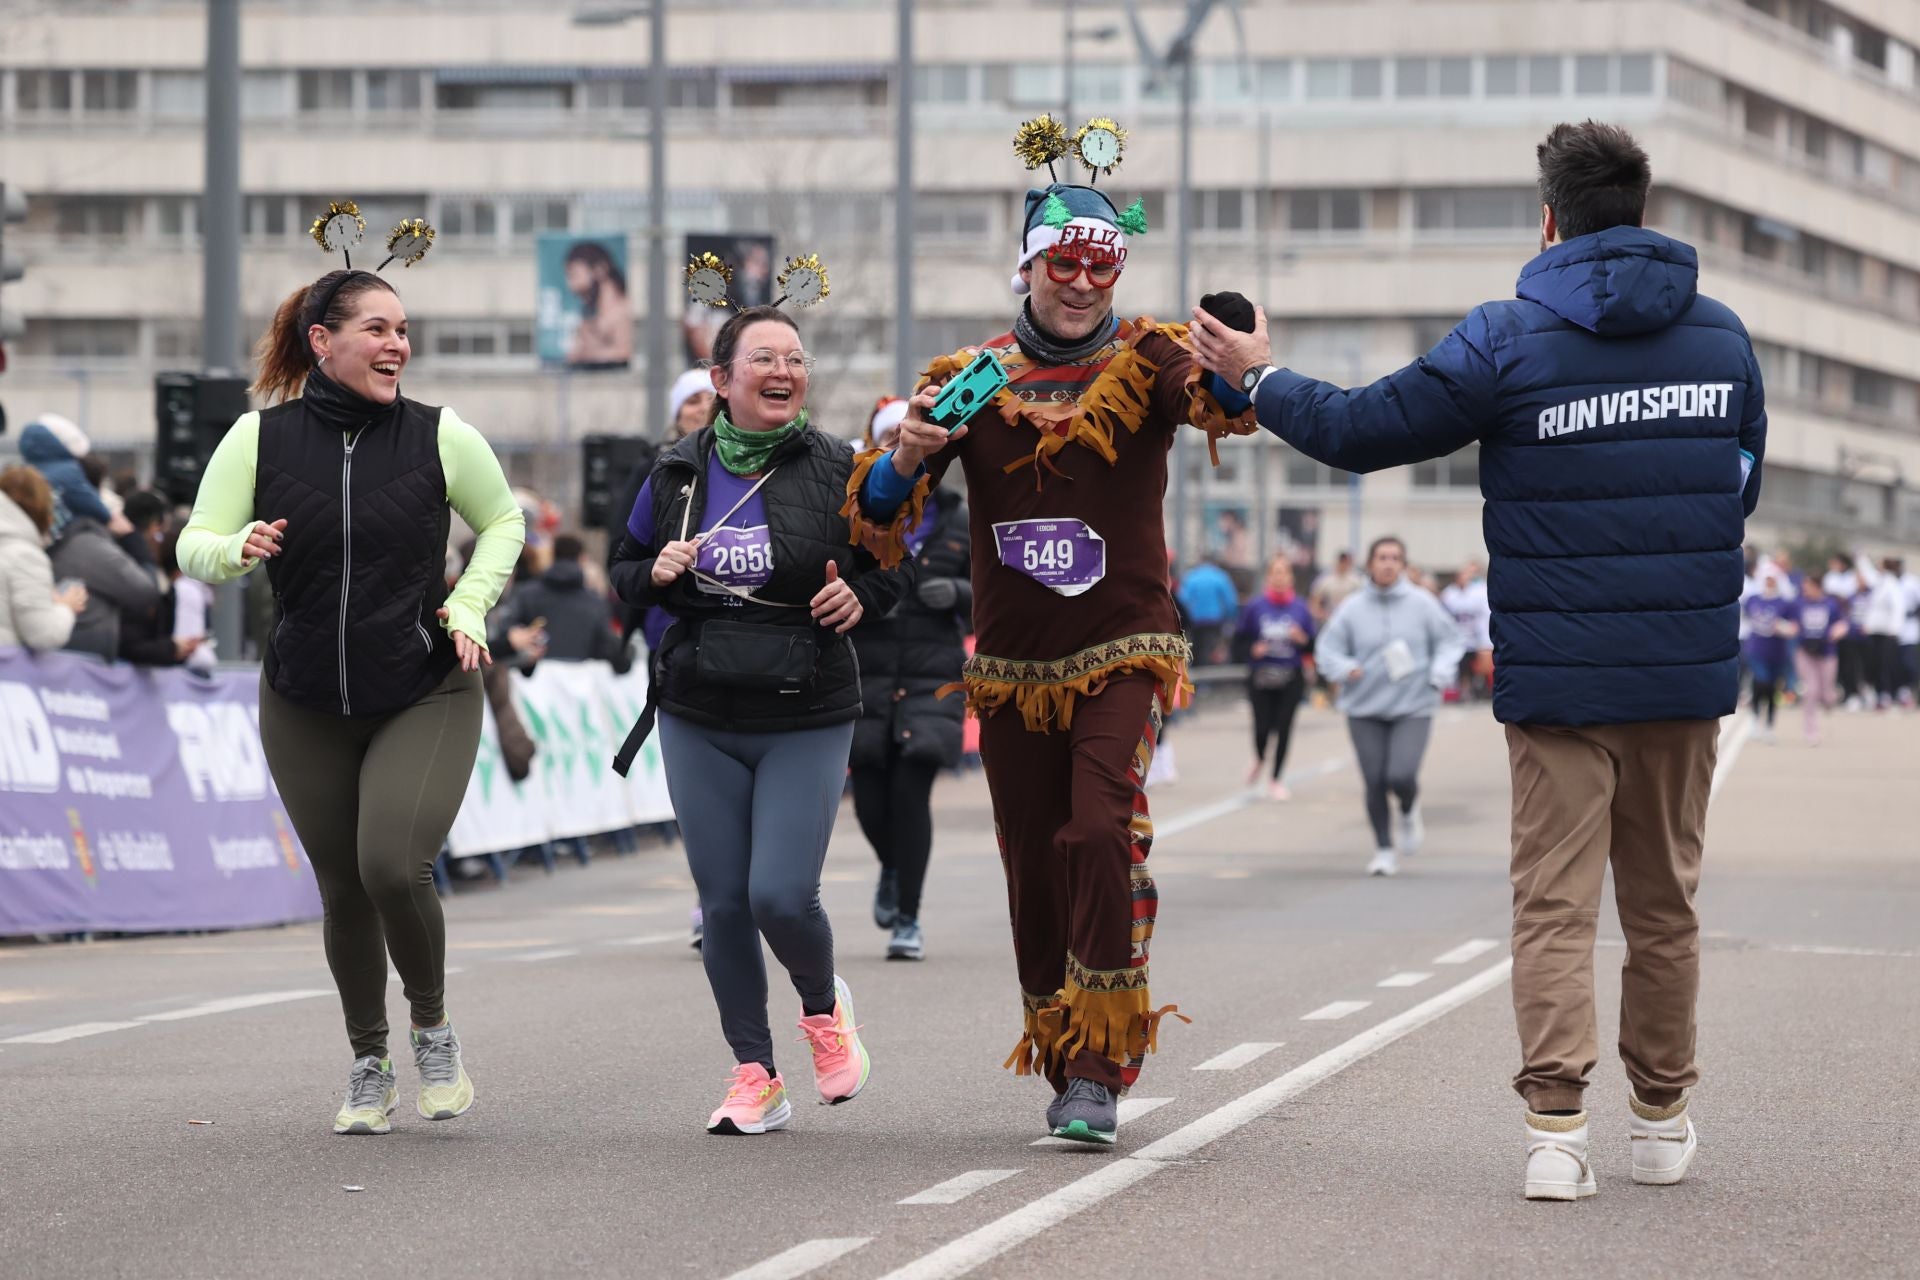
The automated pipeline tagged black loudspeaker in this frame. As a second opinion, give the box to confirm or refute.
[581,434,657,529]
[154,372,249,506]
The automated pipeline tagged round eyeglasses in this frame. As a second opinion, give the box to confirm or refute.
[742,349,816,375]
[1042,252,1122,289]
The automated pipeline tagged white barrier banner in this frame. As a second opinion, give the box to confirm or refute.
[446,659,673,857]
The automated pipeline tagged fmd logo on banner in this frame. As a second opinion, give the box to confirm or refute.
[0,649,319,937]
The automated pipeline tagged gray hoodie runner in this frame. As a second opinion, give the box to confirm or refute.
[1316,575,1465,720]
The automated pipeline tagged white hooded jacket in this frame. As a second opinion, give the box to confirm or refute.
[0,492,77,652]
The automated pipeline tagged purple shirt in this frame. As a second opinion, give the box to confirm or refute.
[1235,593,1317,669]
[1743,593,1793,664]
[629,452,774,597]
[1791,596,1845,657]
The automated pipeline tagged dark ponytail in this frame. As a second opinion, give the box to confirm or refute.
[251,269,398,403]
[706,304,799,426]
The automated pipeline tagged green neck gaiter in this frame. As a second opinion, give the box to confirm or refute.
[711,408,807,477]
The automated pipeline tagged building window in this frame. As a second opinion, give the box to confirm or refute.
[1306,59,1382,100]
[915,194,995,239]
[1289,190,1365,235]
[153,320,200,363]
[55,197,131,239]
[914,65,972,106]
[1853,368,1895,411]
[245,195,291,240]
[1194,189,1246,233]
[243,72,294,119]
[16,69,73,113]
[1282,448,1350,489]
[152,71,205,120]
[1528,55,1563,96]
[1412,445,1481,489]
[1008,63,1061,107]
[509,198,572,237]
[154,196,199,243]
[585,78,649,111]
[365,70,422,113]
[81,70,137,113]
[1395,57,1469,98]
[669,74,716,110]
[28,319,139,361]
[1254,59,1292,102]
[437,82,571,113]
[1414,187,1536,234]
[298,70,354,113]
[437,197,499,240]
[1484,56,1521,97]
[1618,54,1655,95]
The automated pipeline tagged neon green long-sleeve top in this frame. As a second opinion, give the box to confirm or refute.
[176,406,525,649]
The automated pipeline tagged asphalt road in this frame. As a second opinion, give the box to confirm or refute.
[2,698,1915,1280]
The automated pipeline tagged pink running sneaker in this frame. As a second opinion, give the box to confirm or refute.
[797,975,870,1105]
[706,1062,791,1136]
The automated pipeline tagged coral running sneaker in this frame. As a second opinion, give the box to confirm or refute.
[797,975,870,1105]
[707,1063,791,1135]
[333,1054,397,1135]
[410,1022,475,1121]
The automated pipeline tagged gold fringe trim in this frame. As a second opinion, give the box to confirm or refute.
[1002,990,1189,1081]
[841,446,932,570]
[1525,1110,1589,1133]
[1152,321,1261,466]
[960,634,1192,733]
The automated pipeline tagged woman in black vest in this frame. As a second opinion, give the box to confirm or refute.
[610,305,911,1135]
[849,398,972,963]
[178,265,524,1136]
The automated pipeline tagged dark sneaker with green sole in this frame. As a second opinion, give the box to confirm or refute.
[1050,1078,1118,1145]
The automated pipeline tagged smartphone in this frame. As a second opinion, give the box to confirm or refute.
[928,349,1010,432]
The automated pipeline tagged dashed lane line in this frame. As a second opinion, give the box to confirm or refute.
[3,1021,146,1044]
[878,959,1514,1280]
[1192,1042,1285,1072]
[1432,938,1500,965]
[898,1170,1023,1206]
[138,990,333,1022]
[722,1237,872,1280]
[508,948,581,963]
[1154,754,1349,841]
[1300,1000,1371,1021]
[1377,971,1433,988]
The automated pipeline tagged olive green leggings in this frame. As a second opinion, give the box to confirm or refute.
[259,667,482,1060]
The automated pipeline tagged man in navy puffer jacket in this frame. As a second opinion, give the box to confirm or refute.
[1191,122,1761,1200]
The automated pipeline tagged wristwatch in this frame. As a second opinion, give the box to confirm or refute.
[1239,362,1274,395]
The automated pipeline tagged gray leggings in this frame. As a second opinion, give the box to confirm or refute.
[658,712,854,1071]
[1346,715,1433,849]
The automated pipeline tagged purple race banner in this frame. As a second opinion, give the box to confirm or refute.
[0,647,319,937]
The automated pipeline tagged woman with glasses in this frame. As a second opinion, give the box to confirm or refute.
[610,303,921,1136]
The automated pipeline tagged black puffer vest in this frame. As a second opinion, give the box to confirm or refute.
[256,373,455,716]
[648,426,861,733]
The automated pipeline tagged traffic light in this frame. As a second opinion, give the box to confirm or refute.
[581,433,658,529]
[0,183,26,436]
[154,372,249,505]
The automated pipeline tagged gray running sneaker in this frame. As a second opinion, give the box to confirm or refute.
[1050,1078,1118,1145]
[1045,1090,1068,1134]
[886,919,924,961]
[410,1022,475,1121]
[333,1054,397,1135]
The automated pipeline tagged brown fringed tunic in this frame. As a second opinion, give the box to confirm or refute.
[846,315,1255,1093]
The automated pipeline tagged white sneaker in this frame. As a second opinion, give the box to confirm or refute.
[1366,848,1400,877]
[1525,1111,1597,1201]
[1629,1093,1698,1186]
[1396,803,1424,856]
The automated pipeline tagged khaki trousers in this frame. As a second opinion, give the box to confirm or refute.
[1506,719,1718,1113]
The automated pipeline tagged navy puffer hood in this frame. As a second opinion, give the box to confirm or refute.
[1517,227,1698,338]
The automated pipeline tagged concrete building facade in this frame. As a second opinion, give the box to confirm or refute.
[4,0,1918,571]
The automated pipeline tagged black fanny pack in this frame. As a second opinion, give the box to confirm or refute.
[693,618,818,691]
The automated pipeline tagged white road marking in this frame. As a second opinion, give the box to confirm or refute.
[605,931,687,948]
[899,1169,1022,1205]
[1156,755,1347,840]
[1767,943,1920,959]
[1376,972,1433,988]
[724,1237,872,1280]
[509,947,580,963]
[880,960,1513,1280]
[3,1021,145,1044]
[1709,713,1753,804]
[1031,1096,1173,1146]
[138,990,333,1022]
[1192,1042,1284,1071]
[1432,938,1500,965]
[387,967,465,984]
[1300,1000,1370,1021]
